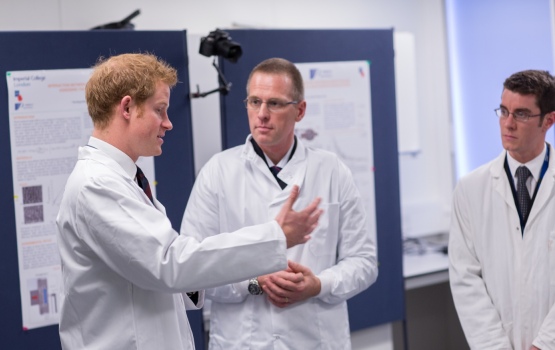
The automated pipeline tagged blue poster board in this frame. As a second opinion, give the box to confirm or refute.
[0,31,201,349]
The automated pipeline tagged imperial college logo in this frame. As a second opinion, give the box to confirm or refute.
[14,90,23,110]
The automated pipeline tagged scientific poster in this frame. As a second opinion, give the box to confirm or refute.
[295,61,377,245]
[6,69,155,330]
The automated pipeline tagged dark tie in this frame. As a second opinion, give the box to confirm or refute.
[516,166,532,223]
[270,166,282,177]
[136,166,154,204]
[269,166,287,190]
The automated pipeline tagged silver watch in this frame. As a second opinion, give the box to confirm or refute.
[248,277,263,295]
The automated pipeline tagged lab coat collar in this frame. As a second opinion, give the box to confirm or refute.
[86,136,137,180]
[80,137,164,211]
[491,143,555,227]
[242,134,308,203]
[526,143,555,226]
[490,149,517,213]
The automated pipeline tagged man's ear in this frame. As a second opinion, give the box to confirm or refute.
[295,100,307,122]
[120,96,133,120]
[543,111,555,131]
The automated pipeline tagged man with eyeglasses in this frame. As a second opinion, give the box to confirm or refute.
[181,57,377,349]
[56,53,323,350]
[449,70,555,350]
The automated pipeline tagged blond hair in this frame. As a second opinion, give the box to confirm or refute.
[86,53,177,129]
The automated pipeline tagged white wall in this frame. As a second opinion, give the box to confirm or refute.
[445,0,555,178]
[0,0,454,348]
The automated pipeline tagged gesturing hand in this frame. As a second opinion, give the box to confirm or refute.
[275,185,322,248]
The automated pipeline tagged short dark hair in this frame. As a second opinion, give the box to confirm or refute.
[246,58,304,101]
[503,70,555,121]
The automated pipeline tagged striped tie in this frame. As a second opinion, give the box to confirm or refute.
[136,166,154,204]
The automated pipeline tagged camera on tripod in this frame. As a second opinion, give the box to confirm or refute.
[199,29,242,63]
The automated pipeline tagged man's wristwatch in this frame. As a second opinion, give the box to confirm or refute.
[248,277,263,295]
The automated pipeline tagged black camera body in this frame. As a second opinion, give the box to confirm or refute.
[199,29,242,63]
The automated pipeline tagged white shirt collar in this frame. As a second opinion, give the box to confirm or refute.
[507,143,547,181]
[87,136,137,179]
[264,140,295,168]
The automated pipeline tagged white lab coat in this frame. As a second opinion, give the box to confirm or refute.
[181,135,378,350]
[449,144,555,350]
[56,137,288,350]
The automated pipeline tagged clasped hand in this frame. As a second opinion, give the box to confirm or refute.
[258,260,321,308]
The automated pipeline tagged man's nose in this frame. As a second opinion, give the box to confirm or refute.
[257,103,270,119]
[163,116,173,130]
[504,113,517,125]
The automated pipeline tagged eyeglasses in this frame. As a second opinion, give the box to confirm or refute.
[494,107,543,122]
[244,97,299,112]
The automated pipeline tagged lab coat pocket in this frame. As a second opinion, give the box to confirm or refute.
[308,203,339,257]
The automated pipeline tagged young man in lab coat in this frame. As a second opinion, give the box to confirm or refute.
[181,57,378,349]
[449,70,555,350]
[56,53,322,350]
